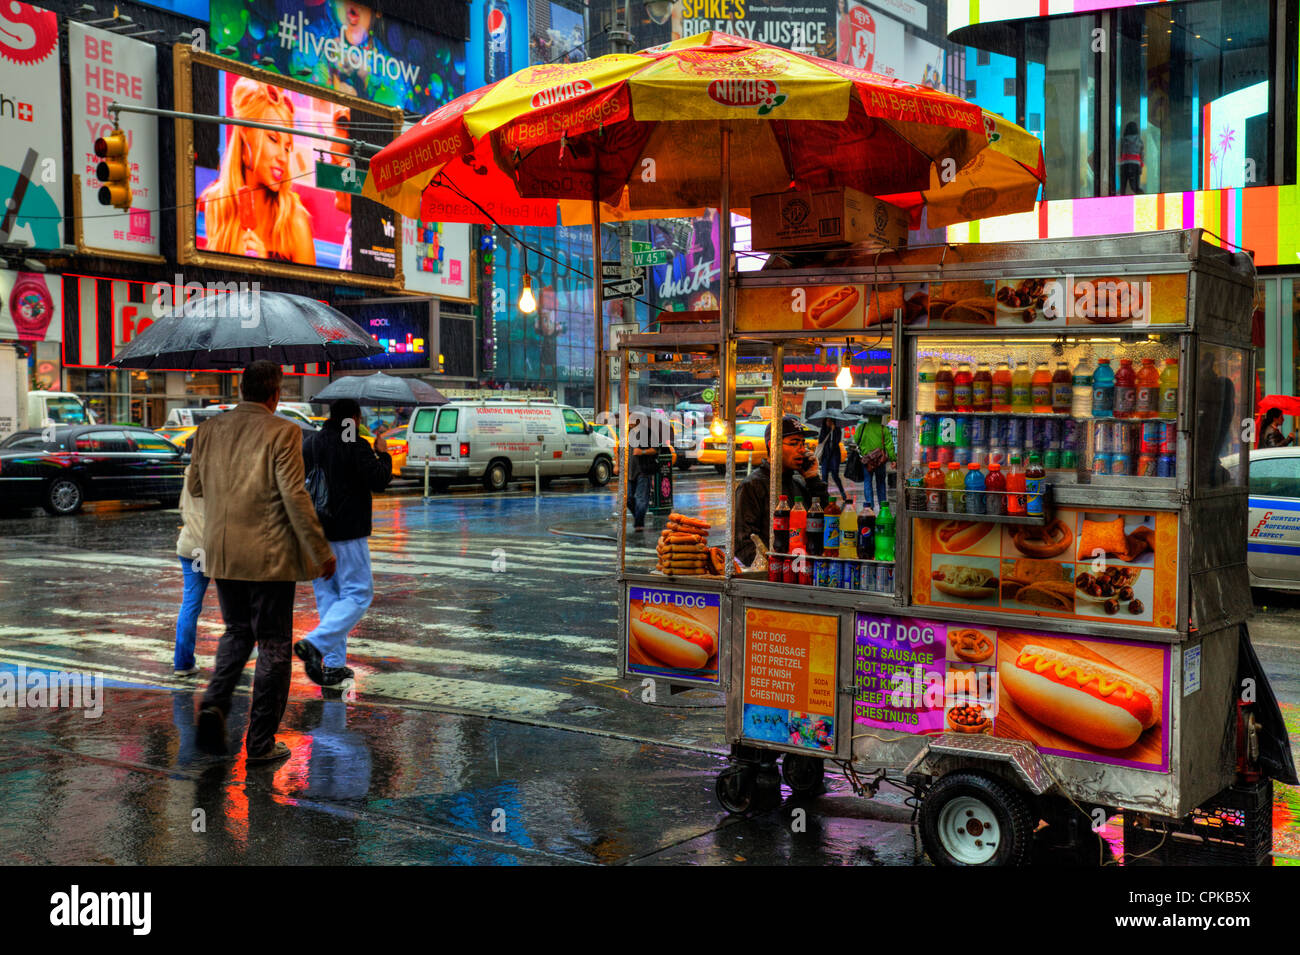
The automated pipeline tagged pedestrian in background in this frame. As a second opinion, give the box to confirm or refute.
[1119,120,1145,195]
[172,457,209,677]
[853,407,895,511]
[1262,407,1297,448]
[189,361,336,765]
[296,398,392,688]
[626,411,660,533]
[816,418,847,499]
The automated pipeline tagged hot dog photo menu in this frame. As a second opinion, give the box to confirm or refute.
[626,587,721,685]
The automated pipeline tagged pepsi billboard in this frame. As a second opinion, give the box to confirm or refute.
[467,0,528,90]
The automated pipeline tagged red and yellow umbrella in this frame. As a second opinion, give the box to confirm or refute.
[363,31,1044,229]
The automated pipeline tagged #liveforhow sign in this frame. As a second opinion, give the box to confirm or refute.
[70,22,159,255]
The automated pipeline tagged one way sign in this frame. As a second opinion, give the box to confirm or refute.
[602,276,644,298]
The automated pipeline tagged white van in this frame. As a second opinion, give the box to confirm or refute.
[801,386,886,420]
[404,399,617,491]
[27,391,97,427]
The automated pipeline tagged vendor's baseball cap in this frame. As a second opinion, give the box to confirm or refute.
[765,414,817,449]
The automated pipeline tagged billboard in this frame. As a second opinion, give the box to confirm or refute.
[530,1,586,66]
[0,3,62,251]
[70,23,161,258]
[467,0,528,89]
[675,1,836,56]
[183,57,400,283]
[210,0,465,113]
[0,270,62,343]
[401,218,472,300]
[335,301,431,370]
[837,2,904,76]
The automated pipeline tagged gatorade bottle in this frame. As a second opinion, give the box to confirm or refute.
[945,460,966,512]
[917,358,937,414]
[1135,357,1160,418]
[1114,358,1137,418]
[823,496,841,553]
[1158,358,1179,420]
[1091,358,1115,418]
[1011,362,1033,413]
[1031,362,1053,414]
[806,498,824,556]
[985,461,1007,516]
[1071,359,1093,417]
[934,363,954,413]
[1006,452,1027,515]
[924,460,946,512]
[772,495,790,553]
[965,462,986,515]
[1051,362,1072,414]
[1025,452,1046,515]
[972,362,993,413]
[992,362,1013,413]
[839,497,858,558]
[906,462,926,510]
[789,498,807,554]
[874,502,896,562]
[953,362,974,412]
[857,500,875,560]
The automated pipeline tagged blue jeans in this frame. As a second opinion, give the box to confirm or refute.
[175,556,210,670]
[863,468,888,510]
[629,469,653,527]
[303,538,374,669]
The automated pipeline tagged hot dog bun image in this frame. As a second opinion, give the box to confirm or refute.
[806,286,862,329]
[935,520,996,555]
[629,604,718,670]
[998,643,1161,750]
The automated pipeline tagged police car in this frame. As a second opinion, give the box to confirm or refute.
[1247,446,1300,591]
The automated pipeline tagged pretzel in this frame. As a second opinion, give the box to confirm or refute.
[1010,519,1073,559]
[947,628,995,663]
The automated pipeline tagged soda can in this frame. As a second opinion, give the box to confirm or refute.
[1157,453,1176,477]
[953,445,972,466]
[850,563,863,591]
[797,556,812,586]
[875,564,893,593]
[953,415,970,449]
[783,556,796,584]
[1140,421,1162,455]
[1044,447,1061,470]
[1062,418,1079,452]
[1061,448,1077,470]
[968,416,988,448]
[1137,454,1157,477]
[987,446,1005,469]
[1026,416,1046,452]
[919,414,938,448]
[1091,451,1112,475]
[814,558,829,587]
[936,444,954,465]
[1116,421,1138,456]
[768,556,784,583]
[1004,415,1024,450]
[1094,419,1114,454]
[970,447,988,468]
[1110,450,1132,475]
[1159,421,1177,455]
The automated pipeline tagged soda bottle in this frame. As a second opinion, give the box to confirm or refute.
[924,460,946,512]
[1135,358,1160,418]
[964,461,986,515]
[1006,452,1027,514]
[874,502,896,562]
[823,496,841,553]
[1011,362,1033,412]
[972,362,993,413]
[992,362,1013,413]
[945,460,966,512]
[1071,359,1093,417]
[1031,362,1053,414]
[906,462,926,510]
[806,498,824,556]
[772,494,790,553]
[917,357,937,414]
[839,497,858,558]
[789,498,807,554]
[1158,358,1179,420]
[1025,452,1047,515]
[1114,358,1137,418]
[1051,362,1072,414]
[984,461,1007,516]
[953,362,974,412]
[934,363,954,412]
[857,500,876,560]
[1091,358,1115,418]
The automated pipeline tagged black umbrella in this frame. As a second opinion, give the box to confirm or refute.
[842,401,889,418]
[312,372,448,406]
[806,408,858,424]
[108,291,383,369]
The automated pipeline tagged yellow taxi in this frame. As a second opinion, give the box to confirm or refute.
[379,426,407,476]
[699,419,770,474]
[156,425,196,450]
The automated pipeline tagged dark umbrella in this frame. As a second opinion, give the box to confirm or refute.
[843,400,889,418]
[108,291,383,369]
[312,372,448,406]
[806,408,858,424]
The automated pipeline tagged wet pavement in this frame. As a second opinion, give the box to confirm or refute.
[0,471,1297,864]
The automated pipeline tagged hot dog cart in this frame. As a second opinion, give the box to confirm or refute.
[615,229,1295,865]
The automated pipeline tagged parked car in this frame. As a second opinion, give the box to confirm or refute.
[379,425,408,477]
[1247,446,1300,591]
[0,425,186,516]
[404,400,615,491]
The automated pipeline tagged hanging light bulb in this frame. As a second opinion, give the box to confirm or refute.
[519,273,537,313]
[836,342,853,389]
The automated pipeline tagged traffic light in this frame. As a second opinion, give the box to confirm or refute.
[93,129,132,209]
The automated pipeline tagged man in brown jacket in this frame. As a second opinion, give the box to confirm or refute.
[189,361,336,764]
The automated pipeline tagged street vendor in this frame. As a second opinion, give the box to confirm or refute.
[734,414,825,565]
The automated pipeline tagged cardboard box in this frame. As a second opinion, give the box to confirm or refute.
[749,187,908,251]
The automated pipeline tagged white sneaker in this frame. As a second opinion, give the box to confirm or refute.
[174,666,200,677]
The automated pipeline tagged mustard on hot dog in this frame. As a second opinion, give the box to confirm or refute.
[807,286,860,328]
[630,605,718,670]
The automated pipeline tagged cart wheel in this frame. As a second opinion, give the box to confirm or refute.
[716,765,758,814]
[782,754,826,797]
[919,772,1033,866]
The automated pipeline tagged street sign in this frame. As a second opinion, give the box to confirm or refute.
[315,160,364,195]
[632,248,669,267]
[602,263,643,279]
[630,240,651,254]
[602,277,644,298]
[608,322,638,350]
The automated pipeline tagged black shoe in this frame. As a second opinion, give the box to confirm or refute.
[196,705,227,754]
[320,666,355,688]
[294,639,325,685]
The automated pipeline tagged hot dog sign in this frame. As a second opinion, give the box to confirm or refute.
[626,586,721,684]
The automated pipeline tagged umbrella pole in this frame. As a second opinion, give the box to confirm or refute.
[592,189,606,420]
[720,123,736,578]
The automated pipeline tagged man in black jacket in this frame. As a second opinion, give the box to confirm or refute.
[295,398,392,687]
[734,414,826,565]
